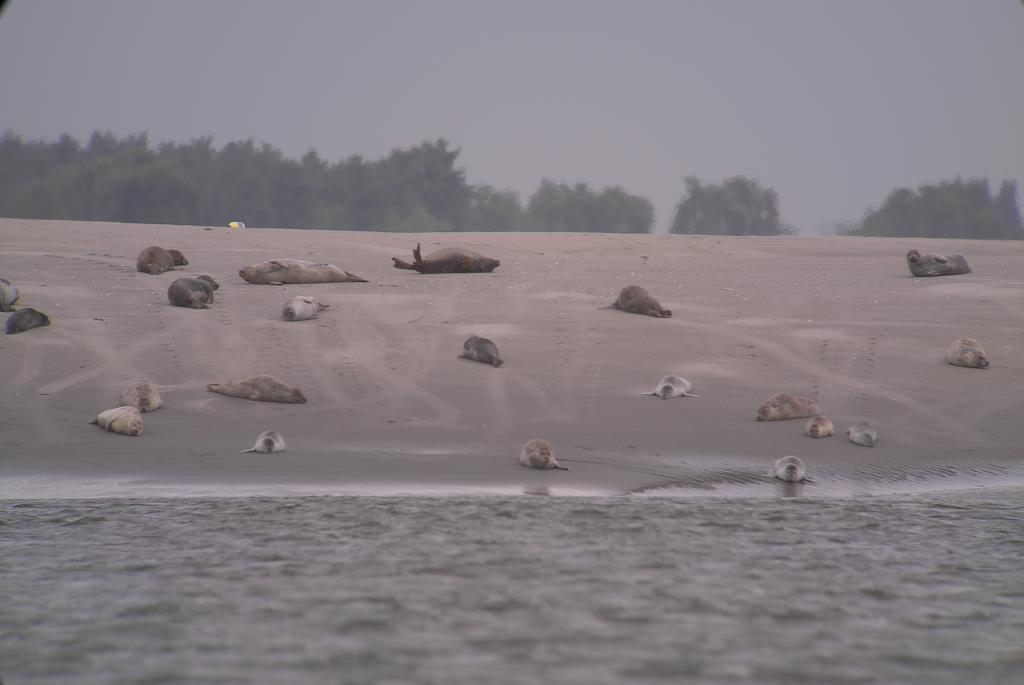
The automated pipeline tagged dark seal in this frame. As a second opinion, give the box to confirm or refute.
[459,335,503,367]
[392,244,499,273]
[167,275,219,309]
[137,246,189,275]
[5,307,51,334]
[610,285,671,318]
[906,249,971,277]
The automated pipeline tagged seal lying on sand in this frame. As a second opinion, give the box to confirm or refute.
[207,375,307,403]
[846,421,877,447]
[282,296,329,321]
[459,335,503,367]
[0,278,19,312]
[519,439,570,471]
[755,393,821,421]
[90,406,143,436]
[805,415,834,438]
[906,249,971,277]
[239,259,367,285]
[770,456,806,483]
[168,275,219,309]
[136,246,188,275]
[240,430,286,454]
[120,382,163,413]
[946,337,990,369]
[645,375,698,399]
[392,244,500,273]
[5,308,50,334]
[610,285,671,318]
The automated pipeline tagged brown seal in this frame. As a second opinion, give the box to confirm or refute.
[392,244,500,273]
[755,393,821,421]
[519,439,570,471]
[906,249,971,277]
[610,285,671,318]
[804,415,833,438]
[136,246,188,275]
[207,375,307,403]
[946,337,990,369]
[168,275,219,309]
[239,259,367,285]
[90,406,144,436]
[459,336,503,367]
[120,382,163,413]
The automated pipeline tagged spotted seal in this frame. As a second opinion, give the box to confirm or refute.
[946,337,990,369]
[804,415,834,438]
[120,382,163,413]
[846,420,877,447]
[90,406,144,436]
[392,244,500,273]
[770,455,806,483]
[519,438,570,471]
[5,307,50,334]
[282,296,329,321]
[0,277,19,312]
[459,335,503,367]
[644,375,698,399]
[207,375,307,404]
[136,246,188,275]
[755,393,821,421]
[239,259,367,285]
[610,285,671,318]
[906,249,971,277]
[240,430,286,454]
[167,275,219,309]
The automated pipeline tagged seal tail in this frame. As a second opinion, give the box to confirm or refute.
[554,465,571,471]
[491,359,503,367]
[239,448,257,453]
[206,384,221,393]
[342,273,369,283]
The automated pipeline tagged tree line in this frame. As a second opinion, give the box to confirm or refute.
[0,131,1020,239]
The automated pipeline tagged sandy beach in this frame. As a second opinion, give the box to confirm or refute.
[1,218,1022,498]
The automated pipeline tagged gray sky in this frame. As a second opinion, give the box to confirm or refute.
[1,0,1022,232]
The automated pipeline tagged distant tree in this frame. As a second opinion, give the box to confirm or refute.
[464,185,524,231]
[670,176,786,235]
[853,178,1022,239]
[524,179,653,233]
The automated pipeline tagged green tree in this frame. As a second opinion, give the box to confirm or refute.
[670,176,785,235]
[524,179,653,233]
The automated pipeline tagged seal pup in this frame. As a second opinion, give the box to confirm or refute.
[207,375,307,404]
[519,439,570,471]
[392,244,500,273]
[239,259,367,285]
[459,335,503,367]
[240,430,286,454]
[905,249,971,277]
[282,296,329,321]
[120,382,163,413]
[136,246,188,275]
[0,277,19,312]
[805,415,834,438]
[90,406,143,436]
[770,455,806,483]
[610,285,671,318]
[946,337,990,369]
[645,375,698,399]
[755,393,821,421]
[846,421,877,447]
[168,275,219,309]
[5,307,51,335]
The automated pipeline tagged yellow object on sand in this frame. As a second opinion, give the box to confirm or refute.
[228,221,246,230]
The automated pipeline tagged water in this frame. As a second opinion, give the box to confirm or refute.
[2,492,1023,685]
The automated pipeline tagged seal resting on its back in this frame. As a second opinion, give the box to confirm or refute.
[239,259,367,285]
[946,337,990,369]
[906,249,971,277]
[168,275,219,309]
[459,335,503,367]
[137,246,188,275]
[519,439,569,471]
[240,430,286,454]
[610,285,671,318]
[755,393,821,421]
[392,244,499,273]
[5,308,50,334]
[90,406,143,436]
[207,375,307,403]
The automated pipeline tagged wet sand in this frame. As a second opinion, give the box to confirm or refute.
[1,218,1022,498]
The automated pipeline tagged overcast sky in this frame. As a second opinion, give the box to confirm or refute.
[1,0,1022,232]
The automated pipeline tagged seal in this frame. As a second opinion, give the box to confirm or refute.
[239,259,367,285]
[946,337,990,369]
[906,249,971,277]
[136,246,188,275]
[90,406,143,436]
[459,335,503,367]
[0,277,19,312]
[804,415,834,438]
[207,375,307,404]
[283,296,329,321]
[846,420,877,447]
[120,382,163,413]
[770,455,806,483]
[392,244,500,273]
[240,430,286,454]
[645,375,698,399]
[755,393,821,421]
[5,307,51,335]
[610,285,671,318]
[519,438,570,471]
[167,275,219,309]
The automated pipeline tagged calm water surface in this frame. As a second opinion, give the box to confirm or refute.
[2,491,1023,685]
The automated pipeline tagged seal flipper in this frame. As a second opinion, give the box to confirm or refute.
[239,447,257,453]
[554,465,570,471]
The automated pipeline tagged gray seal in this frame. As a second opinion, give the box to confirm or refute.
[610,285,671,318]
[846,421,877,447]
[239,259,367,285]
[946,337,989,369]
[756,393,821,421]
[519,439,570,471]
[168,275,219,309]
[5,307,51,335]
[770,455,806,483]
[240,430,286,453]
[283,296,329,321]
[207,375,307,403]
[906,249,971,277]
[459,335,503,367]
[137,246,188,275]
[392,244,500,273]
[645,375,698,399]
